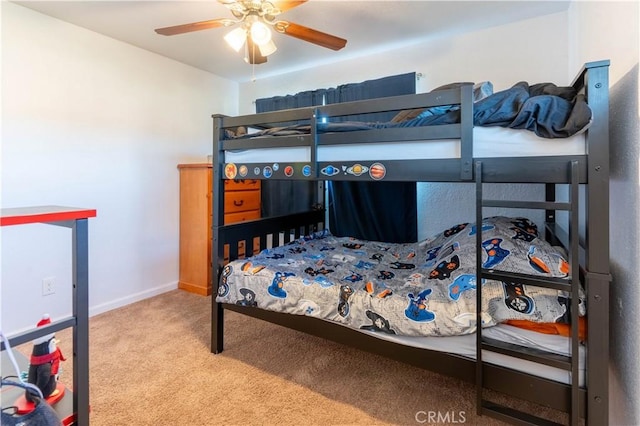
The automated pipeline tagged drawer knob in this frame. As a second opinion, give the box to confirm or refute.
[233,200,244,207]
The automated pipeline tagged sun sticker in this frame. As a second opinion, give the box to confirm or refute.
[224,163,237,179]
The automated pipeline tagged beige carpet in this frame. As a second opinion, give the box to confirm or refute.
[22,290,568,425]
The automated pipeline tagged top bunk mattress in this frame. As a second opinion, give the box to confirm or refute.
[224,126,586,163]
[222,80,591,164]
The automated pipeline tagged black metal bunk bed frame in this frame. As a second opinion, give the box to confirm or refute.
[210,60,610,426]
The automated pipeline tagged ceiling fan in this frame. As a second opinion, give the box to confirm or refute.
[154,0,347,65]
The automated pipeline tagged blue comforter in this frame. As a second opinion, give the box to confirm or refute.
[229,82,591,140]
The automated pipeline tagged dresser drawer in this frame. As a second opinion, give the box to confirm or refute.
[224,237,260,261]
[224,189,260,213]
[225,179,261,191]
[224,209,260,224]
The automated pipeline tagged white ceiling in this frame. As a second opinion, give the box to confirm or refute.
[14,0,572,83]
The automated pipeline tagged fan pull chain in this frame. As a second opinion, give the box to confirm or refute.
[251,41,256,82]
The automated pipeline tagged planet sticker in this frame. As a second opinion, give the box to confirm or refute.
[321,165,340,177]
[284,166,294,177]
[302,165,312,177]
[263,166,273,178]
[224,163,237,179]
[238,165,248,177]
[254,167,261,175]
[369,163,386,180]
[346,164,369,177]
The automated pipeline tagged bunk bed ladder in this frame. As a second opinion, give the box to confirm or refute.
[475,160,581,426]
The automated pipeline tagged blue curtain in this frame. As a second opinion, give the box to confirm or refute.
[256,90,318,217]
[256,73,417,243]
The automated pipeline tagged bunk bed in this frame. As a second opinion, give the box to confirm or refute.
[209,60,610,426]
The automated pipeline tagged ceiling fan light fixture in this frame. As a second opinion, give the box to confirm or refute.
[250,21,272,46]
[258,39,277,57]
[154,0,347,68]
[224,26,247,52]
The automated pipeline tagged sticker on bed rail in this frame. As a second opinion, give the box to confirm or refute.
[369,163,386,180]
[262,166,273,178]
[224,163,237,179]
[238,165,248,177]
[254,167,261,176]
[302,165,312,177]
[321,165,340,177]
[346,164,369,177]
[284,165,294,177]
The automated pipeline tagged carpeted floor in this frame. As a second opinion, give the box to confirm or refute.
[20,290,568,425]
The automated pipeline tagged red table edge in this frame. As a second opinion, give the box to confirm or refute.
[1,207,97,227]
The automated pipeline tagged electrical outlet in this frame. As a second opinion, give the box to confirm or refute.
[42,277,56,296]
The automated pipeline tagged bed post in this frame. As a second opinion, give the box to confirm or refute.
[544,183,556,242]
[460,84,474,180]
[574,60,611,426]
[211,114,226,354]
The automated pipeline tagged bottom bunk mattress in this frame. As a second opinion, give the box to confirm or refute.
[216,216,584,338]
[362,322,586,386]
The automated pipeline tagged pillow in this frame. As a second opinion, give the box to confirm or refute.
[432,81,494,102]
[390,108,426,123]
[390,81,494,123]
[223,126,247,139]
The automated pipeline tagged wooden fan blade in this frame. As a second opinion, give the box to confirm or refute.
[273,1,308,13]
[280,22,347,51]
[155,18,232,36]
[246,37,268,65]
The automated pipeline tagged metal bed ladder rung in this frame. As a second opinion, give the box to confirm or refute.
[475,160,582,426]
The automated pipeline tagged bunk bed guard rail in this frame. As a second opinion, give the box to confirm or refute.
[214,84,475,182]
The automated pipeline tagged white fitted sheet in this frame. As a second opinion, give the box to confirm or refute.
[360,323,585,386]
[225,126,586,163]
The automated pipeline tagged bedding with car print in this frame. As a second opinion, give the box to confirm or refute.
[216,216,584,337]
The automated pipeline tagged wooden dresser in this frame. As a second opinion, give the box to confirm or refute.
[178,163,261,296]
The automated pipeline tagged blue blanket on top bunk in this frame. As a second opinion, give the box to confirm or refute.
[228,82,592,140]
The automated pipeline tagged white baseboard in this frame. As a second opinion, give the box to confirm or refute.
[2,282,179,341]
[89,280,178,318]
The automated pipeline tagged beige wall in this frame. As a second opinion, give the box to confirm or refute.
[568,2,640,424]
[239,11,571,238]
[0,2,238,332]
